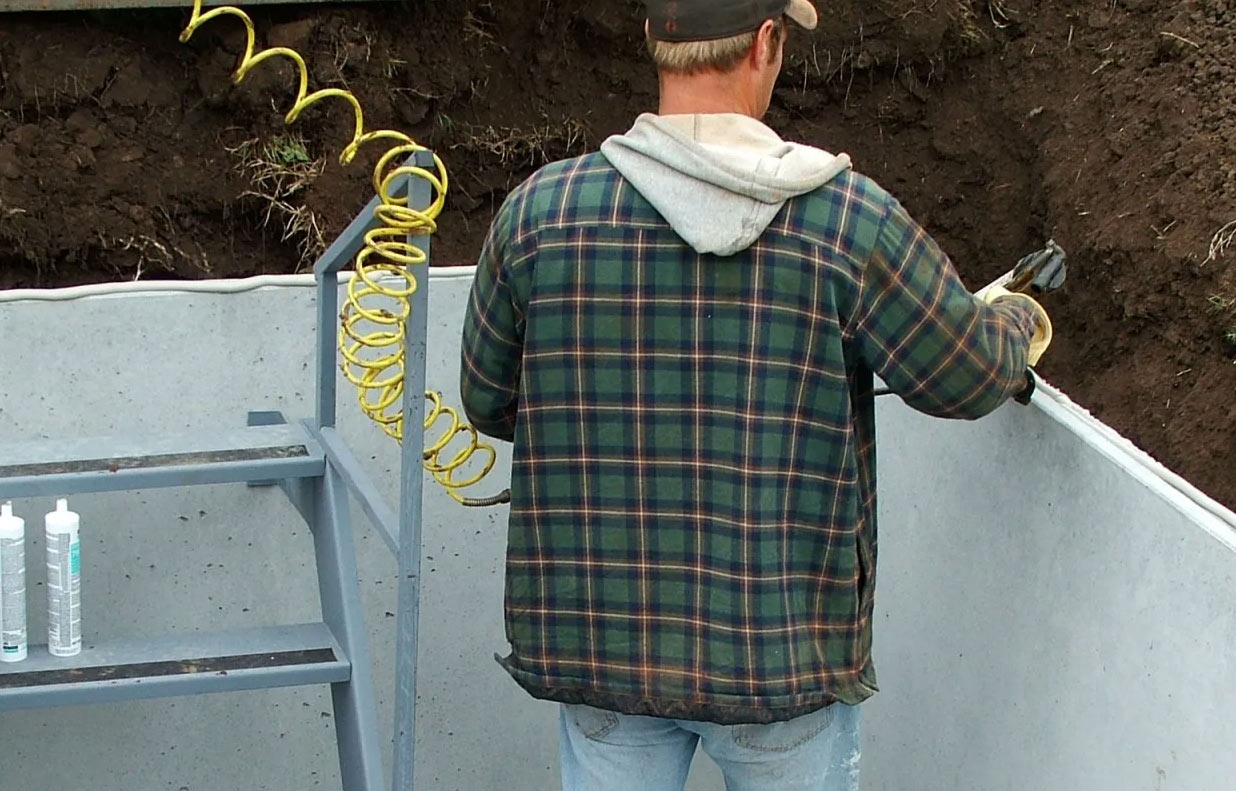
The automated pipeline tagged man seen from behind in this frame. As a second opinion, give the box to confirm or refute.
[460,1,1053,788]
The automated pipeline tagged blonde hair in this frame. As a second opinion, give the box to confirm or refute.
[646,17,785,74]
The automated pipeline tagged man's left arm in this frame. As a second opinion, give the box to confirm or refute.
[460,196,524,442]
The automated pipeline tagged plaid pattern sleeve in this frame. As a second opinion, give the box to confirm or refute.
[848,195,1038,418]
[460,190,527,442]
[460,155,1037,726]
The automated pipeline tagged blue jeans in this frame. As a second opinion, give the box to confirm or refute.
[558,702,861,791]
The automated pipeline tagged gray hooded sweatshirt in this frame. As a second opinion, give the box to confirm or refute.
[600,113,853,257]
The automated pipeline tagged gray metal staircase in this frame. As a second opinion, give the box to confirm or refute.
[0,158,436,791]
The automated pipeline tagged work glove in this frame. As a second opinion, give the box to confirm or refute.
[975,283,1053,367]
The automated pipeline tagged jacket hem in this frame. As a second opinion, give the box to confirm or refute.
[495,653,878,725]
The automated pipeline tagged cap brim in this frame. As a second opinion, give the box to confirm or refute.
[786,0,818,31]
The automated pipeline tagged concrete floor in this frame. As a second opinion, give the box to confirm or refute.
[0,271,1232,790]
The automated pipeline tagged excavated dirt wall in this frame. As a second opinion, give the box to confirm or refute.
[1,1,1234,508]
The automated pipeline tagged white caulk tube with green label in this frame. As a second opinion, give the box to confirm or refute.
[45,499,81,658]
[0,501,27,662]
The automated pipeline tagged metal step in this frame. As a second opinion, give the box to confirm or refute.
[0,424,325,499]
[0,623,350,712]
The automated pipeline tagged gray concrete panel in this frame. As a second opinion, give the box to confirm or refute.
[864,393,1236,791]
[0,271,1232,790]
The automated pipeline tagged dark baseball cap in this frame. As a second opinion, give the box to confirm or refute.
[647,0,818,42]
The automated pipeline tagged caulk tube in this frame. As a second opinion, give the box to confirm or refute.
[45,499,81,657]
[0,502,27,662]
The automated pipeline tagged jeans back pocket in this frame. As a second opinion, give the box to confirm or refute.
[732,704,835,753]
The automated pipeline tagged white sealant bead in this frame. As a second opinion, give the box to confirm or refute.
[0,501,28,663]
[45,499,82,658]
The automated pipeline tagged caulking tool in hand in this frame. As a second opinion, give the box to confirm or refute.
[875,240,1068,402]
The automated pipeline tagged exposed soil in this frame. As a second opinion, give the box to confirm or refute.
[1,1,1234,510]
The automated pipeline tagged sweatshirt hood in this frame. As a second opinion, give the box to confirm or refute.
[600,113,852,256]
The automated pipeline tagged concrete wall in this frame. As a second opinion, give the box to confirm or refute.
[865,393,1236,791]
[0,271,1232,791]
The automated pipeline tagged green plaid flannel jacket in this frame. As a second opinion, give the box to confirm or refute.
[460,152,1036,724]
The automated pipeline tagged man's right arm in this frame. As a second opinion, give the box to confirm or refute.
[460,192,525,442]
[846,194,1040,420]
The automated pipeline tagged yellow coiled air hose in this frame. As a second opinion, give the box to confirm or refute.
[180,2,508,507]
